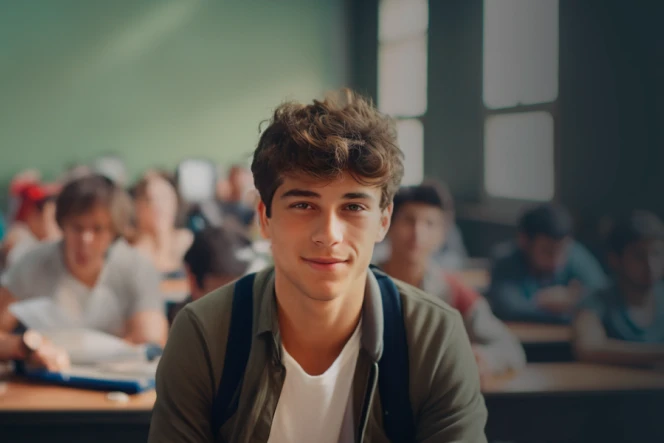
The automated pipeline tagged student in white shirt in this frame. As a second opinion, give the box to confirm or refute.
[0,175,168,346]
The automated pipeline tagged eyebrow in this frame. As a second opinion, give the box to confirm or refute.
[280,188,375,201]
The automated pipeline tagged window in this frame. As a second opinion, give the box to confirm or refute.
[378,0,428,186]
[483,0,559,200]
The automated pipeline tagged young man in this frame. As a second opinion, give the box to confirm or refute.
[0,175,167,345]
[380,183,525,380]
[574,211,664,368]
[487,203,608,324]
[150,91,487,442]
[167,226,252,324]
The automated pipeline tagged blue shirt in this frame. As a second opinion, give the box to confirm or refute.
[579,282,664,343]
[487,241,608,324]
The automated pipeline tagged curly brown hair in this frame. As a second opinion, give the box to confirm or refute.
[251,89,404,217]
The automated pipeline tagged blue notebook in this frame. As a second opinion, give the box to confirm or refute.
[16,362,156,394]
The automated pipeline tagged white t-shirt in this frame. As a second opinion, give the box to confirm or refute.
[1,239,163,336]
[268,321,362,443]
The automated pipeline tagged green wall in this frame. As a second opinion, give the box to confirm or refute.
[0,0,349,185]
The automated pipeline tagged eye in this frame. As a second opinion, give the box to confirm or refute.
[345,203,366,212]
[290,202,313,210]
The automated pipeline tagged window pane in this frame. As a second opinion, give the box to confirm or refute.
[379,0,428,43]
[483,0,558,108]
[484,112,554,201]
[378,35,427,117]
[397,119,424,186]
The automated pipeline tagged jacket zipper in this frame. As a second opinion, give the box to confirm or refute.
[358,362,379,443]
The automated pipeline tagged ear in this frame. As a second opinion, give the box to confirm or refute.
[257,200,271,240]
[376,203,393,243]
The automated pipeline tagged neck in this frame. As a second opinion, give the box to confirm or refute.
[64,257,102,289]
[275,271,365,375]
[381,257,426,288]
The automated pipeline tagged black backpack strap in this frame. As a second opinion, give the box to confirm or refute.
[210,272,256,438]
[371,267,416,442]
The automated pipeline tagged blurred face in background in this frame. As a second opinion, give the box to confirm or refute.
[135,176,178,233]
[388,203,446,267]
[229,167,254,203]
[519,234,571,277]
[612,239,664,292]
[61,205,115,277]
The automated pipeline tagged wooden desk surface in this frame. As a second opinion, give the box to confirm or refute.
[0,379,155,411]
[506,322,572,344]
[483,362,664,395]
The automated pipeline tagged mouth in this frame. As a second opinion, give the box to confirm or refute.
[301,257,349,271]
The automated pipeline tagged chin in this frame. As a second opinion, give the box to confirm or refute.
[301,278,349,302]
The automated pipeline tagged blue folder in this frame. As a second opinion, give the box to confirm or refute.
[15,362,155,394]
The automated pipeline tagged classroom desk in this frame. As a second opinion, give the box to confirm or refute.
[0,378,154,443]
[507,321,574,362]
[483,363,664,442]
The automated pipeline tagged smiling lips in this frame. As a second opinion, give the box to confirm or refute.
[302,257,348,271]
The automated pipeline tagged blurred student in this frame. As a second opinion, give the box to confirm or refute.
[0,330,69,371]
[429,180,469,270]
[130,173,193,276]
[380,184,525,379]
[574,211,664,368]
[1,182,61,266]
[167,226,251,324]
[373,180,468,270]
[0,175,168,345]
[487,203,608,324]
[221,164,257,230]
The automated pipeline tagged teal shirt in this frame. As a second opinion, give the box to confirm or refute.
[580,282,664,343]
[487,241,608,324]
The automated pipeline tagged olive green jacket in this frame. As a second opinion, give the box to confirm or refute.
[148,267,487,442]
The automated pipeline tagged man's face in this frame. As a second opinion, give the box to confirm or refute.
[61,206,114,274]
[613,239,664,291]
[388,203,445,266]
[258,172,391,302]
[520,234,571,276]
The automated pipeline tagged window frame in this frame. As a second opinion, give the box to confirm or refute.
[480,0,561,206]
[377,0,429,187]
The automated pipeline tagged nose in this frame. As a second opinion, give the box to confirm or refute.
[81,230,94,245]
[413,221,427,244]
[311,211,343,247]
